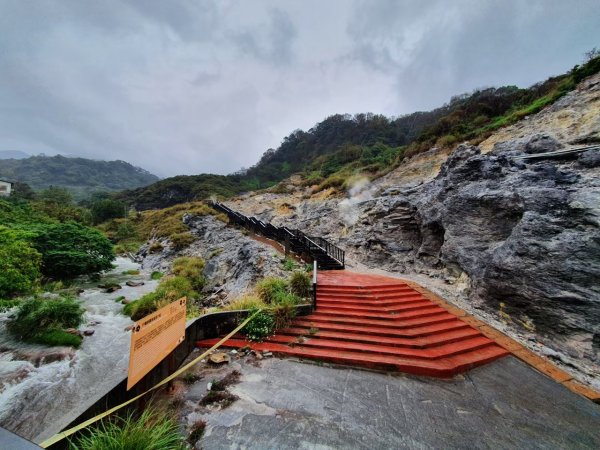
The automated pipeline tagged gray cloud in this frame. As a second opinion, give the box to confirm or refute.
[0,0,598,176]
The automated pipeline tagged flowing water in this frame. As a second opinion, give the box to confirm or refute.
[0,257,159,443]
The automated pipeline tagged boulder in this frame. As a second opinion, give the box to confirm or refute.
[208,352,231,365]
[578,149,600,168]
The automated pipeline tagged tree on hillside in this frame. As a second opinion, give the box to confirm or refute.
[0,227,42,297]
[39,186,73,205]
[34,222,115,278]
[10,181,36,200]
[90,198,127,224]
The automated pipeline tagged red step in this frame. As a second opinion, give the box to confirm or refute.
[318,287,413,295]
[316,300,435,314]
[265,334,496,359]
[196,337,508,378]
[317,292,424,300]
[306,307,447,325]
[198,271,509,378]
[277,327,482,348]
[291,316,463,336]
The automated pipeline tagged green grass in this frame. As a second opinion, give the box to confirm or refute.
[281,257,297,271]
[114,240,143,255]
[256,277,288,304]
[289,271,311,298]
[7,296,85,347]
[244,308,275,341]
[69,408,187,450]
[0,298,22,312]
[170,231,195,250]
[122,270,140,276]
[34,329,83,347]
[150,271,164,280]
[171,257,205,291]
[208,248,223,258]
[124,257,205,320]
[223,295,267,311]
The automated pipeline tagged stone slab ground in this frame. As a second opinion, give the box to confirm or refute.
[179,355,600,449]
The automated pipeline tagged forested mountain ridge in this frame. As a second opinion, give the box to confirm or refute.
[0,154,159,199]
[118,55,600,210]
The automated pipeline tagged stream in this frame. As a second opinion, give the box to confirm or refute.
[0,257,159,443]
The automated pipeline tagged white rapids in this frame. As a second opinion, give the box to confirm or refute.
[0,257,159,443]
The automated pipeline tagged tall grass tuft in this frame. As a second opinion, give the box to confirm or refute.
[69,408,187,450]
[256,277,288,304]
[289,271,311,298]
[7,296,85,347]
[223,295,267,311]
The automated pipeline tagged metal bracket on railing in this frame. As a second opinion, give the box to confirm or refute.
[312,259,317,311]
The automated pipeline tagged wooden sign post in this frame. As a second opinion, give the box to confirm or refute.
[127,297,187,390]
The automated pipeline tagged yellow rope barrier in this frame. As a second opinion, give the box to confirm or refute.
[39,309,261,448]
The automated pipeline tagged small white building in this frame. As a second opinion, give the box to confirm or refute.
[0,179,12,197]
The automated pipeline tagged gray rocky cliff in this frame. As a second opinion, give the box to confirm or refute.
[137,214,286,300]
[232,141,600,379]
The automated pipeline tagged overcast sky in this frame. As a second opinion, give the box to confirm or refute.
[0,0,598,177]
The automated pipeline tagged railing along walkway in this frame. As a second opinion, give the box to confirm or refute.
[209,201,345,270]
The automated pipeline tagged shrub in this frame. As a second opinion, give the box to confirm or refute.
[170,231,195,250]
[123,276,197,321]
[114,240,143,255]
[256,277,288,304]
[271,302,296,329]
[35,329,83,348]
[188,420,206,444]
[209,248,223,258]
[115,222,137,241]
[0,227,42,298]
[223,295,267,311]
[281,257,296,271]
[122,270,140,276]
[90,198,126,224]
[148,242,163,253]
[34,222,115,279]
[436,134,459,147]
[572,54,600,83]
[70,408,187,450]
[244,308,274,341]
[7,296,85,347]
[171,257,205,291]
[0,299,22,313]
[316,174,346,192]
[271,290,302,306]
[289,271,312,298]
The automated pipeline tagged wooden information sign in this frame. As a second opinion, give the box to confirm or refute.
[127,297,186,390]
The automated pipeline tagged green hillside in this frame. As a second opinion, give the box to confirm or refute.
[117,55,600,210]
[0,155,159,200]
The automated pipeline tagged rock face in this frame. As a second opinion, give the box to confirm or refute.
[232,142,600,377]
[137,214,286,299]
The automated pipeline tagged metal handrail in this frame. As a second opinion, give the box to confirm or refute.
[208,200,345,270]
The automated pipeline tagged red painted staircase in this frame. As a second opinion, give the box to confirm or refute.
[197,272,509,378]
